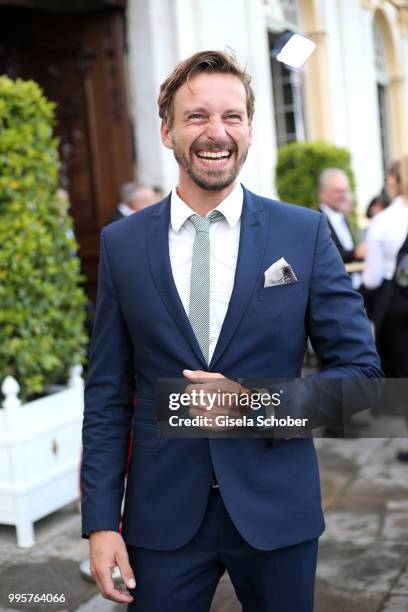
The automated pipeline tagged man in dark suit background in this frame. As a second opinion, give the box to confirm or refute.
[319,168,366,275]
[82,51,381,611]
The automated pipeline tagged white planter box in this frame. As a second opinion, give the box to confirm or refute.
[0,366,84,548]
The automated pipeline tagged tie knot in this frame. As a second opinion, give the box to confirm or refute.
[190,210,224,233]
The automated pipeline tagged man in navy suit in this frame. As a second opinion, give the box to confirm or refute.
[318,168,366,266]
[81,50,381,611]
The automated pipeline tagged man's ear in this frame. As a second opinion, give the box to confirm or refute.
[248,123,253,147]
[160,120,173,150]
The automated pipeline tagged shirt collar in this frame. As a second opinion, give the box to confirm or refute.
[390,195,406,209]
[118,203,135,217]
[170,182,243,232]
[320,203,345,222]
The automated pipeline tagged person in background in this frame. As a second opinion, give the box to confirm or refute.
[318,168,371,436]
[319,168,366,291]
[363,156,408,463]
[109,182,158,223]
[359,192,388,304]
[366,194,387,219]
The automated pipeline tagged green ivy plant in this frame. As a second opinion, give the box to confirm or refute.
[0,76,88,401]
[275,140,356,210]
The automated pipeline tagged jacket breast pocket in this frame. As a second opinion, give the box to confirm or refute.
[257,280,304,301]
[132,419,161,449]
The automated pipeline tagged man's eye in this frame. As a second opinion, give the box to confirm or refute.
[227,114,242,121]
[189,114,204,120]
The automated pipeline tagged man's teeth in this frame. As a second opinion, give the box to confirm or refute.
[196,151,231,159]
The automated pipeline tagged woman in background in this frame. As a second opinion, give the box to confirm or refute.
[366,193,388,219]
[363,156,408,462]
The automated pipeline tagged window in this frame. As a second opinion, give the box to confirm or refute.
[281,0,300,25]
[269,31,306,147]
[373,19,390,172]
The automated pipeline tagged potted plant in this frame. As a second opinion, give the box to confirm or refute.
[275,140,356,210]
[0,76,88,547]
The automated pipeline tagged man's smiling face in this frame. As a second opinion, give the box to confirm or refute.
[161,72,253,192]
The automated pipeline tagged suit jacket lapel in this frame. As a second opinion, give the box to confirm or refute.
[209,188,270,371]
[146,197,207,368]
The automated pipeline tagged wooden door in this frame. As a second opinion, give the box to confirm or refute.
[0,3,134,297]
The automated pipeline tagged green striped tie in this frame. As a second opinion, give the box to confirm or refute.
[189,210,224,364]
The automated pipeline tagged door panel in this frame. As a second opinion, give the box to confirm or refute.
[0,5,134,297]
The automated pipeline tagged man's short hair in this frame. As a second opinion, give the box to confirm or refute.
[120,182,139,204]
[158,49,255,127]
[318,168,349,191]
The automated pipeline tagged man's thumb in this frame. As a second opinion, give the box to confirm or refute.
[117,554,136,589]
[183,369,206,379]
[122,569,136,590]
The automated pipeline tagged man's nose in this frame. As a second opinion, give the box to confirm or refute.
[205,117,227,141]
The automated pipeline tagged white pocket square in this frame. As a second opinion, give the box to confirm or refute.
[264,258,298,288]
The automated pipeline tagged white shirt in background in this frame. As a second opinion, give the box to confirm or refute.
[363,196,408,289]
[169,182,243,361]
[320,204,354,251]
[118,203,135,217]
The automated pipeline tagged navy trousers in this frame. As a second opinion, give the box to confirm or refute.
[126,490,318,612]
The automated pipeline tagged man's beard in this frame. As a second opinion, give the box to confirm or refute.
[173,140,249,191]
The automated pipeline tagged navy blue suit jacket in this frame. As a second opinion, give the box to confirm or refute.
[81,187,381,551]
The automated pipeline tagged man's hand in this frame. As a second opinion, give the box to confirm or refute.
[354,242,366,260]
[183,369,251,430]
[89,530,135,604]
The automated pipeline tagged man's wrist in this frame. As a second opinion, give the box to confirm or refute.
[237,384,251,399]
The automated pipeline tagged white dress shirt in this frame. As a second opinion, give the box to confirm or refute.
[320,204,354,250]
[363,196,408,289]
[320,204,363,288]
[169,183,243,361]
